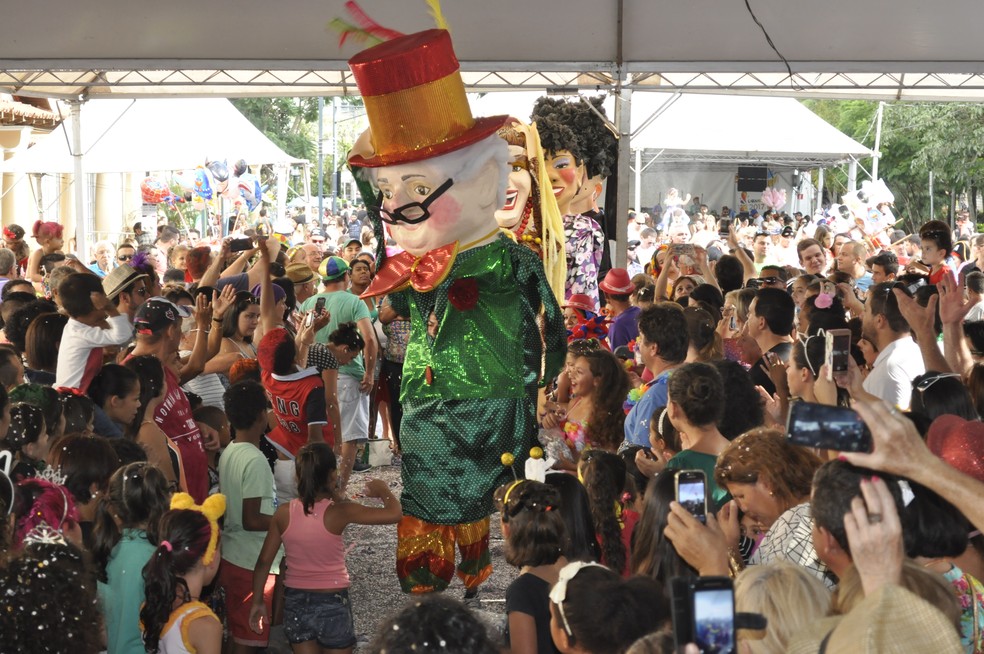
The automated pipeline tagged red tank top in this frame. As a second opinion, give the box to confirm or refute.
[156,366,207,502]
[262,367,327,456]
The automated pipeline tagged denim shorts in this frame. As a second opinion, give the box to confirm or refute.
[283,587,357,649]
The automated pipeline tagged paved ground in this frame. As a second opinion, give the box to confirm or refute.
[344,460,513,651]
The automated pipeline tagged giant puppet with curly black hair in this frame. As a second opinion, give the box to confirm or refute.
[531,97,617,306]
[342,20,567,595]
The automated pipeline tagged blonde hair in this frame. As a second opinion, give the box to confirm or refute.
[735,562,831,654]
[832,560,961,632]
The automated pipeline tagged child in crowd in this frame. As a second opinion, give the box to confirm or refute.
[548,562,667,654]
[543,473,601,563]
[2,223,30,274]
[249,442,401,653]
[4,402,49,483]
[92,462,171,654]
[88,363,142,435]
[497,480,568,654]
[10,383,65,444]
[193,404,232,496]
[26,219,64,283]
[60,391,96,437]
[53,273,133,392]
[580,451,637,577]
[368,595,499,654]
[218,381,281,653]
[125,355,186,494]
[140,493,227,654]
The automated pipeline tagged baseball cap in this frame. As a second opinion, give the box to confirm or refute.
[133,297,191,335]
[344,238,363,249]
[285,262,317,285]
[319,256,350,282]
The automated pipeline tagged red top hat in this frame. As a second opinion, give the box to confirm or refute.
[347,29,507,168]
[562,293,597,314]
[927,414,984,483]
[599,268,635,295]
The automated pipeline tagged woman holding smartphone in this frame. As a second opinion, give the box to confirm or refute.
[714,428,833,589]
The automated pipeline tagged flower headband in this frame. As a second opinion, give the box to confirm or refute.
[548,561,609,636]
[170,492,226,565]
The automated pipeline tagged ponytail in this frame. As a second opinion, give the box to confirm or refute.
[295,442,337,515]
[140,509,213,653]
[581,452,628,574]
[92,462,169,583]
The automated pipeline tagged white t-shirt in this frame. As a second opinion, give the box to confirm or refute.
[862,336,925,410]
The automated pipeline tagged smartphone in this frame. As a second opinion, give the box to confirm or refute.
[229,237,253,252]
[671,576,736,654]
[692,578,737,654]
[670,243,697,260]
[718,219,731,239]
[674,470,707,524]
[314,297,327,315]
[728,314,737,332]
[824,328,851,381]
[786,401,872,453]
[304,312,314,328]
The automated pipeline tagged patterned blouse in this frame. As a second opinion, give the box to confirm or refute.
[942,565,984,654]
[563,213,605,306]
[752,502,837,590]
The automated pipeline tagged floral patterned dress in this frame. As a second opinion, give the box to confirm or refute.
[942,564,984,654]
[563,214,604,306]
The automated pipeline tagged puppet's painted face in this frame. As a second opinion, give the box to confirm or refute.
[375,159,498,258]
[495,144,533,231]
[545,149,585,215]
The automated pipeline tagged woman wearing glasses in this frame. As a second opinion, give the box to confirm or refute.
[203,290,261,378]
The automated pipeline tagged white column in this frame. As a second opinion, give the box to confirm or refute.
[847,159,858,193]
[614,84,632,268]
[70,100,88,261]
[634,148,641,215]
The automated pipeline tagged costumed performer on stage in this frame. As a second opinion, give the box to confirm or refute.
[345,25,567,595]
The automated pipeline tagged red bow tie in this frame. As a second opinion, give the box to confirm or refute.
[360,242,459,299]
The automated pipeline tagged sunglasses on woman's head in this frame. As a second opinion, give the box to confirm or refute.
[914,372,961,393]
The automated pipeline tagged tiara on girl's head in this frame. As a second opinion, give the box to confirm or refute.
[37,465,68,486]
[21,483,72,547]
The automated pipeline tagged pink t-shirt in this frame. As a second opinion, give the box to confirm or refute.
[157,366,207,502]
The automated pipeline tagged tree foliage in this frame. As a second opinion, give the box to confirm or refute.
[803,99,984,228]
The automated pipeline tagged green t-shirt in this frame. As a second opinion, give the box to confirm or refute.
[218,441,282,572]
[299,290,371,379]
[98,528,157,654]
[666,449,732,512]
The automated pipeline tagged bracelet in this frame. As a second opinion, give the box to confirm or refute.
[212,317,223,323]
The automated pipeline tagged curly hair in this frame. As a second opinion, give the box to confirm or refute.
[576,350,629,450]
[369,595,499,654]
[715,428,821,509]
[580,451,628,574]
[0,542,102,654]
[531,96,618,179]
[140,509,215,654]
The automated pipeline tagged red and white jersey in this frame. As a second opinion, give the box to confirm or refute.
[262,366,327,457]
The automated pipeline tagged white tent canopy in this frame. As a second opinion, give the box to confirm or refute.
[5,98,302,173]
[2,1,984,99]
[470,91,870,165]
[629,93,872,166]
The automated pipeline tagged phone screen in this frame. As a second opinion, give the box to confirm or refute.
[825,329,851,378]
[692,587,735,654]
[786,401,872,453]
[314,297,327,314]
[676,472,707,524]
[718,219,731,239]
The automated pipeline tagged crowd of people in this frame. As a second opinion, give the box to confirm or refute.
[0,193,983,654]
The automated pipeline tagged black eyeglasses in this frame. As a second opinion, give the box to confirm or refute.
[758,277,782,286]
[118,254,133,261]
[373,178,454,225]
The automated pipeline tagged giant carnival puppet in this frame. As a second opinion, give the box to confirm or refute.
[531,97,617,306]
[344,21,567,594]
[494,120,567,302]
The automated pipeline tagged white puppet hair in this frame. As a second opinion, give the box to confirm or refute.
[363,133,511,209]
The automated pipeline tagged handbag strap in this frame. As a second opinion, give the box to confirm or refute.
[818,629,834,654]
